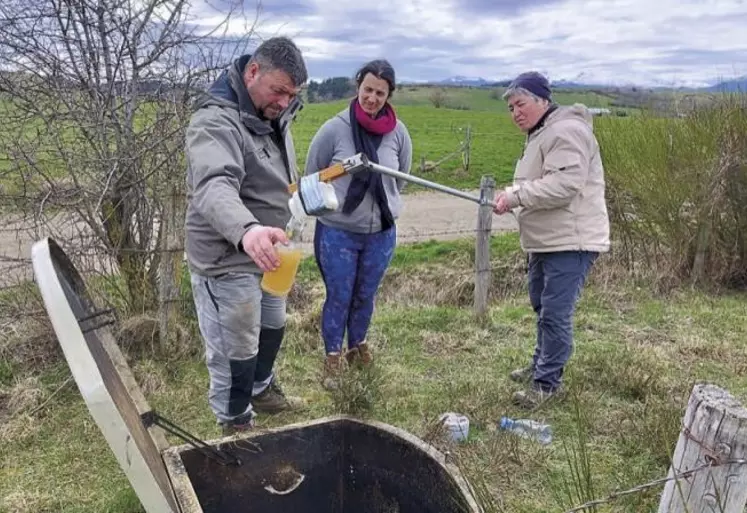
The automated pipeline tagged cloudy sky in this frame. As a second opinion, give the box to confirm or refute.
[195,0,747,87]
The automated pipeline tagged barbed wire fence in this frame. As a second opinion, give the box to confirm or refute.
[561,457,747,512]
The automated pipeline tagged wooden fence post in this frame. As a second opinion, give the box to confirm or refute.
[158,184,184,350]
[462,124,472,172]
[474,176,495,318]
[658,383,747,513]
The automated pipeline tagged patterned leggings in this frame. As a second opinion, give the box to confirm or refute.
[313,222,396,354]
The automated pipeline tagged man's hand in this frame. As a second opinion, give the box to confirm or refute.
[493,191,512,215]
[241,226,289,272]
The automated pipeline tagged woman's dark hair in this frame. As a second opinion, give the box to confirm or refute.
[355,59,396,97]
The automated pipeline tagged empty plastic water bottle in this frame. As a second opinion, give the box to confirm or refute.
[498,417,552,445]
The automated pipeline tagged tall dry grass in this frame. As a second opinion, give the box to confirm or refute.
[597,94,747,289]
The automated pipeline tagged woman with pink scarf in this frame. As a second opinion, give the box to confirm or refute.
[304,60,413,389]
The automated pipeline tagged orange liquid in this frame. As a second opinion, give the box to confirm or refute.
[260,247,303,296]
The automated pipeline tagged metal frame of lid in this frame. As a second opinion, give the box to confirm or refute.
[31,237,180,513]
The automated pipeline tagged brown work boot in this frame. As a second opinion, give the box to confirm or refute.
[322,352,343,390]
[346,342,373,367]
[512,384,565,410]
[509,365,535,384]
[251,379,306,414]
[345,347,359,366]
[357,342,373,365]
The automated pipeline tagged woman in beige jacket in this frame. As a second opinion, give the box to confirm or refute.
[493,71,610,409]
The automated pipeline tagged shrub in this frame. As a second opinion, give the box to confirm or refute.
[597,94,747,288]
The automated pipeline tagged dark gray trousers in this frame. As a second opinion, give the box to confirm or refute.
[190,271,286,425]
[528,251,598,391]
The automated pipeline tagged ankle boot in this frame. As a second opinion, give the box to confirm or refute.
[322,352,343,390]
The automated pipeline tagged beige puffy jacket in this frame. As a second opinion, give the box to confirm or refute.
[505,104,610,254]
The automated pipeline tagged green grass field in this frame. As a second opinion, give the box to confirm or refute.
[2,235,747,512]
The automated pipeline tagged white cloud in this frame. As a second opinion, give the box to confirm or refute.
[192,0,747,86]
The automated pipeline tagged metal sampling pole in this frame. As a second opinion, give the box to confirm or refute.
[342,153,496,208]
[290,153,499,210]
[367,161,495,207]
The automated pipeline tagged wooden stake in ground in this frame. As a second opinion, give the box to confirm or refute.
[462,124,472,172]
[474,176,495,318]
[658,383,747,513]
[158,185,184,351]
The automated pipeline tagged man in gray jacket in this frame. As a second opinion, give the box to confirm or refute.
[184,37,307,434]
[494,71,610,409]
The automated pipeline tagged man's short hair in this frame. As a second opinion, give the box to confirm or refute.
[249,37,308,87]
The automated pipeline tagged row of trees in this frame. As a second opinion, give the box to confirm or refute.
[306,77,355,103]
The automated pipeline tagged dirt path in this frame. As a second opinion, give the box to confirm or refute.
[0,190,518,286]
[295,189,517,249]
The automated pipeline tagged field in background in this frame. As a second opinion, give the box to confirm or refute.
[2,236,746,512]
[391,86,619,111]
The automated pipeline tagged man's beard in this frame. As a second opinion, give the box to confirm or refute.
[258,103,282,120]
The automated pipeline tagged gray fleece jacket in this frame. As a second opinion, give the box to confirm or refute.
[304,108,412,234]
[184,55,300,276]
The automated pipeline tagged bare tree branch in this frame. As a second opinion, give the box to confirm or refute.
[0,0,262,313]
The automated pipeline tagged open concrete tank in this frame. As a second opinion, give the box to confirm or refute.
[31,237,481,513]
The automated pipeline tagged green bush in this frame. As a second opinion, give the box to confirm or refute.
[597,94,747,288]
